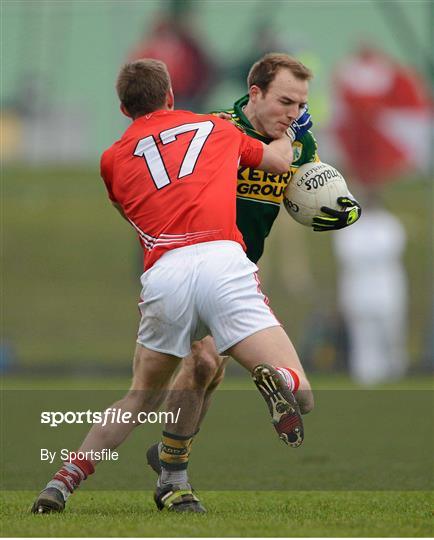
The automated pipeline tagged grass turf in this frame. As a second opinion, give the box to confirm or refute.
[1,375,433,536]
[1,490,432,537]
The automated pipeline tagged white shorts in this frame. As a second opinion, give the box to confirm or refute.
[137,240,279,358]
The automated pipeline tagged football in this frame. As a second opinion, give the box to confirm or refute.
[283,162,349,226]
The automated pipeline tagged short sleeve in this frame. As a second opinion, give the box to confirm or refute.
[100,147,116,202]
[238,132,263,168]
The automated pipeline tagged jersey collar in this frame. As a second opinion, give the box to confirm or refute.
[233,95,272,144]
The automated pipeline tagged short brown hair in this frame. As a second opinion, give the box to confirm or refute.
[247,53,313,93]
[116,59,171,117]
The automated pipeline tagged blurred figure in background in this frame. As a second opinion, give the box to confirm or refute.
[333,193,408,385]
[226,22,289,86]
[332,44,432,185]
[127,2,216,111]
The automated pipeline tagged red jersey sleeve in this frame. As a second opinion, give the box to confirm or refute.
[100,147,116,202]
[238,132,263,169]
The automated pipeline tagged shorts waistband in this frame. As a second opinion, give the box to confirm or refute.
[159,240,243,260]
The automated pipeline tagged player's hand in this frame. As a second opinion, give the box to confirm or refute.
[286,106,313,142]
[312,196,362,231]
[214,111,246,133]
[215,112,232,120]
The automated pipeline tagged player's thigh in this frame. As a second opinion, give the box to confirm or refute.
[226,326,309,385]
[197,243,279,356]
[137,254,196,358]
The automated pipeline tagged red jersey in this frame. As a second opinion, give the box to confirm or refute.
[100,110,263,271]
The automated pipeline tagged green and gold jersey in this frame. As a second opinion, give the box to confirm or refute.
[217,94,320,263]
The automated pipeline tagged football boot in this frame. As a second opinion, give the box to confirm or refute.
[31,487,65,514]
[252,363,304,447]
[154,483,206,513]
[146,442,162,475]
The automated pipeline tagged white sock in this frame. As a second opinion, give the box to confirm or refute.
[45,462,87,501]
[158,468,189,487]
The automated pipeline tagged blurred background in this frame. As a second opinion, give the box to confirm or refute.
[2,0,433,385]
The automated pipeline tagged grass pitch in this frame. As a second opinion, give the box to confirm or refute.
[1,376,433,536]
[1,490,432,537]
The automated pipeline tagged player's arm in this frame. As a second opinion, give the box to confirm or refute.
[259,136,294,173]
[100,147,130,223]
[215,111,291,171]
[237,125,292,174]
[259,106,314,172]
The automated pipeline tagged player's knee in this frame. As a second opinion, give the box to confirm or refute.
[296,382,314,415]
[125,381,167,413]
[298,393,314,414]
[207,362,226,392]
[119,390,148,417]
[189,339,222,387]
